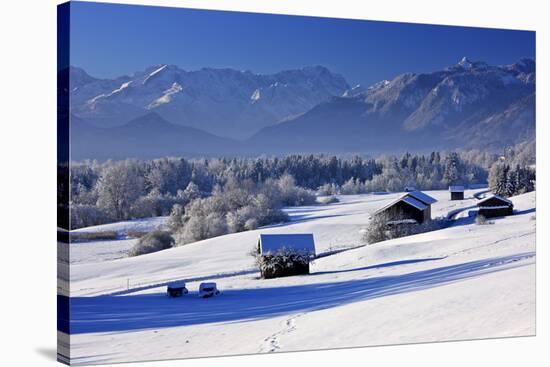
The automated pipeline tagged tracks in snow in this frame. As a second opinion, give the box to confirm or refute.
[260,313,304,353]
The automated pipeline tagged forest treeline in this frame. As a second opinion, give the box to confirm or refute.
[67,141,535,231]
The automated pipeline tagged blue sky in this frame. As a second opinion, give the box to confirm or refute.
[69,1,535,86]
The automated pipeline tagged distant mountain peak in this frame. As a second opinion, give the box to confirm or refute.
[456,56,488,70]
[125,111,168,126]
[458,56,472,67]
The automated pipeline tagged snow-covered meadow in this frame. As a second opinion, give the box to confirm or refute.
[66,189,535,365]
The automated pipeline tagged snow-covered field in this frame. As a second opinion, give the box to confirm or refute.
[66,189,535,365]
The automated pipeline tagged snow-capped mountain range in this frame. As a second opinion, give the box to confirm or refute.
[68,58,535,159]
[251,57,535,153]
[70,64,350,139]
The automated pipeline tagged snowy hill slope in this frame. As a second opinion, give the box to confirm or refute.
[68,190,535,364]
[70,189,482,294]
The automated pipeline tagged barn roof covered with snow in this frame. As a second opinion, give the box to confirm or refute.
[401,196,428,210]
[258,234,316,256]
[407,190,437,205]
[449,185,465,192]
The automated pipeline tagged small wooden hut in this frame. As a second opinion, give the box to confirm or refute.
[477,195,514,218]
[449,185,465,200]
[372,190,437,224]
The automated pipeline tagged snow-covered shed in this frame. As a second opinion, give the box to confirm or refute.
[449,185,465,200]
[256,234,316,279]
[477,195,513,218]
[372,191,437,224]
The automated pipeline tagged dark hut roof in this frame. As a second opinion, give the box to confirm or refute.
[258,234,316,255]
[477,195,513,207]
[372,190,436,216]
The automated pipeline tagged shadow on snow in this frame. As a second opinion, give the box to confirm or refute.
[69,252,534,335]
[311,257,445,276]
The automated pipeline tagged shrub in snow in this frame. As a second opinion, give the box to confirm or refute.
[363,213,390,244]
[475,214,493,225]
[244,218,259,231]
[363,213,447,244]
[251,246,313,279]
[128,230,174,257]
[176,212,228,245]
[317,183,338,196]
[318,196,339,205]
[341,178,367,195]
[276,174,317,206]
[70,204,111,229]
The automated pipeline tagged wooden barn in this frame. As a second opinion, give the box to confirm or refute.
[372,191,437,224]
[449,185,465,200]
[477,195,514,218]
[257,234,316,279]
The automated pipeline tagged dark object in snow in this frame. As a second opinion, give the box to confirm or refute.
[199,282,220,298]
[167,281,188,298]
[404,186,416,192]
[256,234,316,279]
[477,195,514,218]
[129,230,175,257]
[449,185,465,200]
[372,190,437,224]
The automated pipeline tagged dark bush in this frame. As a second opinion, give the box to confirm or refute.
[128,230,174,256]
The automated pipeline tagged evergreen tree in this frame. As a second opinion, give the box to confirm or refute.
[443,152,460,185]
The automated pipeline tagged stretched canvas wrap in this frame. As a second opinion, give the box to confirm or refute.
[57,1,536,365]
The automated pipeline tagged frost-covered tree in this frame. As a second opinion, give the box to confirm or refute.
[363,213,390,244]
[494,164,509,196]
[96,160,145,220]
[443,152,460,185]
[167,204,185,232]
[182,181,201,201]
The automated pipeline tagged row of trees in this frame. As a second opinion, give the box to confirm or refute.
[317,151,488,195]
[69,143,534,230]
[488,163,535,197]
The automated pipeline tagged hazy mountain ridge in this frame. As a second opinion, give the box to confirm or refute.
[70,112,239,160]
